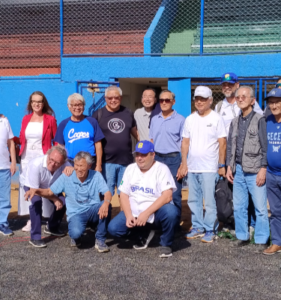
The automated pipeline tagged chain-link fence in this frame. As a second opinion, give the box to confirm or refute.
[0,0,60,76]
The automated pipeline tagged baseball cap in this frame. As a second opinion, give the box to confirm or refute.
[265,88,281,100]
[133,140,154,154]
[221,72,238,84]
[194,86,212,99]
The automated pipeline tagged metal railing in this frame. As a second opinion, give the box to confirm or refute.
[0,0,281,76]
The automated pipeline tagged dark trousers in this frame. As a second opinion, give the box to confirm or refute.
[155,153,182,215]
[24,186,66,240]
[108,204,180,247]
[266,171,281,246]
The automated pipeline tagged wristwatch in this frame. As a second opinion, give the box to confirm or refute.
[218,163,226,168]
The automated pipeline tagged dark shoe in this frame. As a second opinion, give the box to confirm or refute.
[44,225,65,237]
[70,238,81,247]
[232,239,250,247]
[0,225,14,236]
[254,243,268,253]
[29,239,47,248]
[263,244,281,255]
[159,246,173,258]
[95,239,110,253]
[133,230,155,250]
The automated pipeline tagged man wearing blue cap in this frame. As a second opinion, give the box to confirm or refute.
[108,140,179,258]
[263,88,281,255]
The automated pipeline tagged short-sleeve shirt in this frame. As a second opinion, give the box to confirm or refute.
[50,170,109,221]
[0,118,14,169]
[118,161,176,223]
[182,110,227,173]
[24,155,70,189]
[149,110,185,154]
[267,114,281,176]
[134,107,151,141]
[92,106,136,165]
[54,116,104,160]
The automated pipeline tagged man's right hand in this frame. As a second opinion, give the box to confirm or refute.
[54,199,63,211]
[24,188,37,201]
[226,166,234,184]
[177,163,188,179]
[126,215,137,228]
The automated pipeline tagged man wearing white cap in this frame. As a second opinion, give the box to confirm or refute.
[179,86,227,243]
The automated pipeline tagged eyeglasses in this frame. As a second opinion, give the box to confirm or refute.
[106,96,121,101]
[49,157,62,166]
[70,103,84,108]
[142,96,155,99]
[31,100,43,105]
[235,96,252,101]
[276,83,281,88]
[268,101,281,106]
[159,98,172,104]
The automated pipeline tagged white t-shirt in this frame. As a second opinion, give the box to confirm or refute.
[182,110,227,173]
[0,118,14,169]
[214,98,263,136]
[118,161,177,223]
[25,155,69,189]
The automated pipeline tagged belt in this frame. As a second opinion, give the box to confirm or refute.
[155,152,179,158]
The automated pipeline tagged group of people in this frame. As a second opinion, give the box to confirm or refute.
[1,73,281,258]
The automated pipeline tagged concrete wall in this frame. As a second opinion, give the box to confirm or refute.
[1,52,281,135]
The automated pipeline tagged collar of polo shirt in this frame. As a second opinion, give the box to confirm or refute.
[158,110,176,118]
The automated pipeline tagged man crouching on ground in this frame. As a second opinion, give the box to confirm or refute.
[108,140,179,258]
[25,151,112,252]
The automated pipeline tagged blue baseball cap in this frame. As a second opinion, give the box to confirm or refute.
[265,88,281,100]
[221,72,238,84]
[133,140,154,154]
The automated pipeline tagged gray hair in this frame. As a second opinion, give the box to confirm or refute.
[74,151,93,165]
[159,89,175,100]
[104,85,123,97]
[47,145,67,162]
[67,93,86,107]
[235,86,255,98]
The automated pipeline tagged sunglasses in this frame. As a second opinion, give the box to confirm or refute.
[106,96,121,101]
[276,83,281,88]
[159,98,172,104]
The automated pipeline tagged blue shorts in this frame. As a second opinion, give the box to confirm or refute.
[102,163,127,196]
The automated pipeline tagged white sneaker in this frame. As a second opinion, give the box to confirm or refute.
[22,220,31,232]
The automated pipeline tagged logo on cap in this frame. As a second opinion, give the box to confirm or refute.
[225,74,231,80]
[271,91,276,95]
[138,143,143,148]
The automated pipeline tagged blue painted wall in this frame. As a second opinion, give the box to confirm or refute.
[1,52,281,136]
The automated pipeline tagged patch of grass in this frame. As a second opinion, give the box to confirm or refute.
[218,231,236,241]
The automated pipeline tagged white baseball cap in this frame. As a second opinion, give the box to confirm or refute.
[194,86,212,99]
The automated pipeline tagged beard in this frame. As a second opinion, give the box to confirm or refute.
[223,91,235,98]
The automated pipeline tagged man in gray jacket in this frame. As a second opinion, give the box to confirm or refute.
[226,86,269,251]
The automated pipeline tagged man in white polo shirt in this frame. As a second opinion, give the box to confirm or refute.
[24,145,73,248]
[108,140,178,258]
[179,86,227,243]
[0,116,16,236]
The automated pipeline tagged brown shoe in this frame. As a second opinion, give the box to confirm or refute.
[263,244,281,255]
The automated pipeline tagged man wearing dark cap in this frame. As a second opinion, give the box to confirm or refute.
[108,140,178,258]
[263,88,281,255]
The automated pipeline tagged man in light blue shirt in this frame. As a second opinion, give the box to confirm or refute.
[149,89,185,214]
[25,151,112,252]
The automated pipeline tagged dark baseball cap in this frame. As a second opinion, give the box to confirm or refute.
[265,88,281,100]
[221,73,238,84]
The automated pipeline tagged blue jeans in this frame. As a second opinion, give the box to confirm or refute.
[155,153,182,214]
[266,171,281,246]
[0,169,11,227]
[188,172,219,232]
[108,204,179,247]
[68,202,112,242]
[233,164,269,243]
[102,163,127,195]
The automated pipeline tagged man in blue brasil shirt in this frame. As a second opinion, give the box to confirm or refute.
[263,88,281,255]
